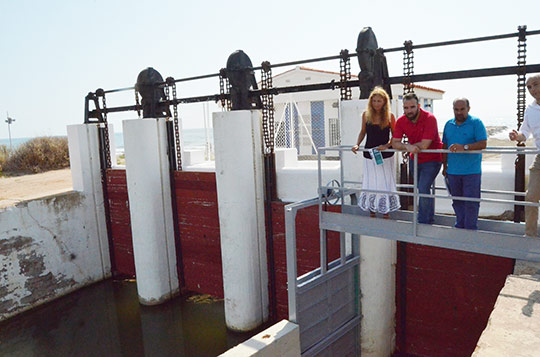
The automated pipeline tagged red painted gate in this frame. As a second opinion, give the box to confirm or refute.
[103,168,341,323]
[173,171,223,297]
[105,169,135,277]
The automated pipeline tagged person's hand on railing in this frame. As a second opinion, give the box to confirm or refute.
[376,144,390,151]
[448,143,466,152]
[405,143,420,154]
[351,145,360,154]
[509,129,526,143]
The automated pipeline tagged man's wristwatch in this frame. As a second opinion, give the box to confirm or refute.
[464,144,469,151]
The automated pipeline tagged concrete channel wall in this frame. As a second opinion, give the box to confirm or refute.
[0,191,111,321]
[220,320,301,357]
[473,262,540,356]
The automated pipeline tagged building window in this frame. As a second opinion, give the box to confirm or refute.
[329,118,340,146]
[424,98,432,112]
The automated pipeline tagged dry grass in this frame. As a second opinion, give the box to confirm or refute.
[0,145,8,172]
[2,137,70,175]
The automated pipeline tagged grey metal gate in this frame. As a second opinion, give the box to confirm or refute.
[285,197,361,356]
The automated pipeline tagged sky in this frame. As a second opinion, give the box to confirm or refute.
[1,0,540,139]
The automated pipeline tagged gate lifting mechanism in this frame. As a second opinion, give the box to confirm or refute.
[85,26,540,169]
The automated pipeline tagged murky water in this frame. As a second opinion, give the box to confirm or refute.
[0,280,265,356]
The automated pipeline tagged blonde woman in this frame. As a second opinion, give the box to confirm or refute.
[352,87,400,218]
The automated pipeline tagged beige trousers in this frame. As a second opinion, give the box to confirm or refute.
[525,154,540,237]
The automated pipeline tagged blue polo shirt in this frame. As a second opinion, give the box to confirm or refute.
[442,115,487,175]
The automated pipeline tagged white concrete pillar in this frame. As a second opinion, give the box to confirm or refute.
[123,118,179,305]
[68,123,115,192]
[340,100,397,356]
[67,123,113,279]
[213,110,268,331]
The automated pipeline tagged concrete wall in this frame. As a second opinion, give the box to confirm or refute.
[0,192,111,321]
[1,123,113,321]
[220,320,301,357]
[473,266,540,356]
[275,148,340,202]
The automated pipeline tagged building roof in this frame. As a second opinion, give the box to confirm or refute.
[273,66,445,94]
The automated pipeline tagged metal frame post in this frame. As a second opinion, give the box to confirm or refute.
[285,205,298,322]
[413,157,418,237]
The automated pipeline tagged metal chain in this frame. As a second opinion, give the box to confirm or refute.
[261,61,275,154]
[219,70,231,111]
[96,89,112,169]
[339,49,352,101]
[225,78,232,111]
[135,90,142,119]
[164,84,171,120]
[401,136,410,164]
[517,25,527,130]
[171,82,182,170]
[403,40,415,94]
[219,70,226,109]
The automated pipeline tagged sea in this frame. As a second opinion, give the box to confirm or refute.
[0,128,213,153]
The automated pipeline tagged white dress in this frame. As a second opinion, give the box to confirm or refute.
[358,119,400,214]
[358,154,401,214]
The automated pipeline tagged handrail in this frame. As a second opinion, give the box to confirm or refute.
[318,145,540,235]
[321,145,540,155]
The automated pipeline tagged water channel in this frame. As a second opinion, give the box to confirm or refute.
[0,279,266,356]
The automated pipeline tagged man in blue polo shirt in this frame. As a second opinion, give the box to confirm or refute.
[442,98,487,230]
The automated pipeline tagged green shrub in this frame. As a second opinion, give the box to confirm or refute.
[3,137,70,174]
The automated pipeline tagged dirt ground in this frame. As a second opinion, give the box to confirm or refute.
[0,168,73,209]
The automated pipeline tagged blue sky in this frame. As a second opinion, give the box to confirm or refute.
[1,0,540,139]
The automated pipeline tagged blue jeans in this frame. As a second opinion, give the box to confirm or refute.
[410,161,441,224]
[447,174,481,230]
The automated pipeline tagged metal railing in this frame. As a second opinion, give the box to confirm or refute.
[312,145,540,261]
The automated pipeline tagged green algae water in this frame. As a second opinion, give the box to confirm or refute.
[0,280,264,356]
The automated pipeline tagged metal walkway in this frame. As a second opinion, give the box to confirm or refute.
[285,146,540,356]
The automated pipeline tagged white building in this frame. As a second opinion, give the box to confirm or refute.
[270,66,444,156]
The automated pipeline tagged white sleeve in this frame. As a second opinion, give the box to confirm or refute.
[521,107,532,139]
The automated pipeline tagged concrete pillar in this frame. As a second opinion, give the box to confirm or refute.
[340,100,397,356]
[213,110,268,331]
[67,123,113,278]
[123,118,179,305]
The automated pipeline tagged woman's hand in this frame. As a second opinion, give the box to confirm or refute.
[376,144,389,151]
[352,145,359,154]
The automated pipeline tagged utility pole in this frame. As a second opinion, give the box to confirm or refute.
[5,112,15,151]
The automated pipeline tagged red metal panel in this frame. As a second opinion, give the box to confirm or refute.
[105,169,135,277]
[270,202,341,321]
[174,171,224,298]
[395,242,514,356]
